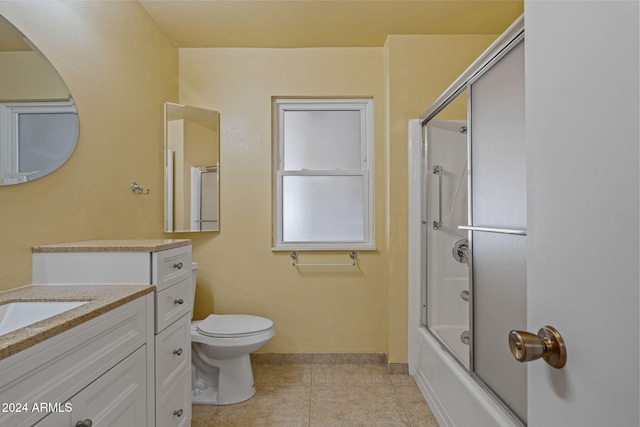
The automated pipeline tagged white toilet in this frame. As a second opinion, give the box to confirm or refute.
[189,262,275,405]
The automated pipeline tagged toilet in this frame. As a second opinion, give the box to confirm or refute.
[189,262,275,405]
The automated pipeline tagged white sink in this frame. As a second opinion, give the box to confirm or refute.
[0,301,88,336]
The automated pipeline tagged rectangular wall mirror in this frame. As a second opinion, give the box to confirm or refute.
[164,102,220,232]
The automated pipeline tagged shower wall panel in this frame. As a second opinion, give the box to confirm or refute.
[425,118,470,367]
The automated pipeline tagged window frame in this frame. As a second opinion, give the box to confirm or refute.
[272,98,375,251]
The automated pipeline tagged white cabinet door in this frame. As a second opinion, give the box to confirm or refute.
[32,411,70,427]
[70,346,147,427]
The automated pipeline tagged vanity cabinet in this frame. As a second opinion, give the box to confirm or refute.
[32,240,193,427]
[0,294,152,427]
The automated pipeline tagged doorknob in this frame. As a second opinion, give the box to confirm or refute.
[508,326,567,369]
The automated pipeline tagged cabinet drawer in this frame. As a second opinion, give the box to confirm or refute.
[156,366,191,427]
[155,277,192,333]
[152,246,192,291]
[156,314,191,400]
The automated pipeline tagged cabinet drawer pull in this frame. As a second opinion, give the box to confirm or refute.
[173,348,183,356]
[76,420,93,427]
[173,262,184,269]
[174,409,184,417]
[174,298,184,305]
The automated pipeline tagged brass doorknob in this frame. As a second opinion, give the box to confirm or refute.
[508,326,567,369]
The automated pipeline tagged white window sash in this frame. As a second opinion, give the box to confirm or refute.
[272,98,375,251]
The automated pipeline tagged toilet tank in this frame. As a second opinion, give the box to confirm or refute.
[191,261,198,319]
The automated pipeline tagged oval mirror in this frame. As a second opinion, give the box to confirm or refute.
[164,102,220,232]
[0,15,79,186]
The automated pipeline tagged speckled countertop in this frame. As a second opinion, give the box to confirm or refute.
[0,284,154,361]
[32,239,190,253]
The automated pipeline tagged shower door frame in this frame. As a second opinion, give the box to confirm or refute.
[418,15,525,426]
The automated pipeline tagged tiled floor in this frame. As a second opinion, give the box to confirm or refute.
[191,362,440,426]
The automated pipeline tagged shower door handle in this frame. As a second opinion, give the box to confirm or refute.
[508,326,567,369]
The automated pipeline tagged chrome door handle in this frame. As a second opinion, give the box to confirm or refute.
[508,325,567,369]
[76,420,93,427]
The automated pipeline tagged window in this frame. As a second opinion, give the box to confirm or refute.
[273,98,374,250]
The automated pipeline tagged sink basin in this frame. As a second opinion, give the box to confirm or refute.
[0,301,88,336]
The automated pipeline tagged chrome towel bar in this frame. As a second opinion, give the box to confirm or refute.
[458,225,527,236]
[291,251,357,267]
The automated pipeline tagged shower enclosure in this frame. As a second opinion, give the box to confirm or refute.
[424,96,470,367]
[409,16,526,427]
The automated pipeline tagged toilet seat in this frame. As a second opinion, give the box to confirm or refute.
[196,314,274,338]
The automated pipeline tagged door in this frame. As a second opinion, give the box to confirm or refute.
[525,1,639,426]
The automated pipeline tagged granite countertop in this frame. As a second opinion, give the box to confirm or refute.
[0,284,154,361]
[32,239,190,253]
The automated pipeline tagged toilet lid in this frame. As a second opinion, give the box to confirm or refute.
[197,314,273,338]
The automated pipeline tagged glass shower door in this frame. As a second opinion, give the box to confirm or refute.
[468,39,527,423]
[424,94,471,368]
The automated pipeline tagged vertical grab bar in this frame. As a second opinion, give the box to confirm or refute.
[433,165,443,230]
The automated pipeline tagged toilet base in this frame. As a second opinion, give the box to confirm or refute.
[191,351,257,405]
[192,387,218,405]
[192,385,256,406]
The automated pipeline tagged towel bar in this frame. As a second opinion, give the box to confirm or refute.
[458,225,527,236]
[291,251,357,267]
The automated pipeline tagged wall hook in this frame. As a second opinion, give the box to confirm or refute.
[131,182,150,195]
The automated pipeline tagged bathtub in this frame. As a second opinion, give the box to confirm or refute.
[428,325,468,366]
[411,326,520,427]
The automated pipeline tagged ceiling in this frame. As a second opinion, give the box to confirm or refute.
[138,0,524,48]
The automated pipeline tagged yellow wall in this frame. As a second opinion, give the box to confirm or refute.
[0,1,178,290]
[0,0,498,363]
[179,48,390,354]
[385,35,498,361]
[178,39,496,359]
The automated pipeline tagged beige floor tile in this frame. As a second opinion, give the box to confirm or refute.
[310,385,410,426]
[191,404,217,427]
[253,363,313,387]
[395,385,439,427]
[210,385,311,427]
[394,385,428,404]
[390,374,417,386]
[312,364,392,386]
[192,361,440,427]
